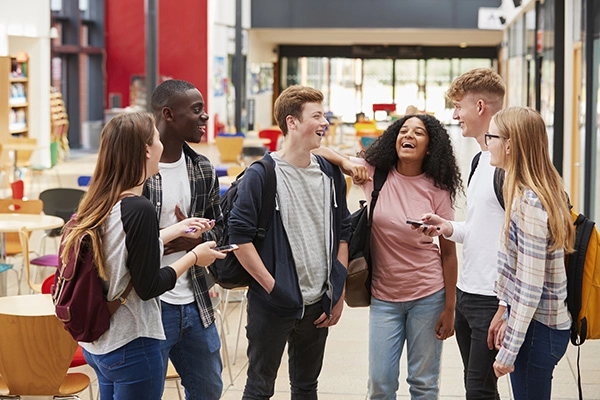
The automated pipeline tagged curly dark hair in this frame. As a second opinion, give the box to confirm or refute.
[361,114,463,203]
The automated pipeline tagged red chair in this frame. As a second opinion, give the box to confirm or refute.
[258,129,281,152]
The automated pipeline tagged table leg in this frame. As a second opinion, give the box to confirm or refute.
[0,232,10,296]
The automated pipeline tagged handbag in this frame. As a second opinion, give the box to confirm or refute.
[345,168,387,307]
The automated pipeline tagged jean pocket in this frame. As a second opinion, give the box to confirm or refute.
[549,328,570,361]
[97,345,127,370]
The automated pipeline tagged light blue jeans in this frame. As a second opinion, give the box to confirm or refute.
[368,289,445,400]
[160,301,223,400]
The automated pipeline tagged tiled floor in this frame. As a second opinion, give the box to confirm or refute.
[4,132,600,399]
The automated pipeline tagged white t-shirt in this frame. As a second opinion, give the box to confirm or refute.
[158,152,195,304]
[448,151,505,296]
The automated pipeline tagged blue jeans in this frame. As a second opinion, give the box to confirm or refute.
[242,300,329,400]
[83,337,163,400]
[510,319,569,400]
[160,301,223,400]
[368,289,445,400]
[455,289,500,399]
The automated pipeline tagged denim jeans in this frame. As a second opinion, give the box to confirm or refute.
[368,289,445,400]
[83,337,163,400]
[160,301,223,400]
[510,319,570,400]
[455,289,500,399]
[242,300,329,400]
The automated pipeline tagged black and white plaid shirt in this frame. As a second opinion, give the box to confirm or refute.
[144,142,224,328]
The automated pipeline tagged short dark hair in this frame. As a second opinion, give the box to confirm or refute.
[274,85,324,136]
[151,79,196,118]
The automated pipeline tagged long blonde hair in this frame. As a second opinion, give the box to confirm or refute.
[60,112,156,279]
[493,107,574,252]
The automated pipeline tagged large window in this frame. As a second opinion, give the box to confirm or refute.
[281,56,493,123]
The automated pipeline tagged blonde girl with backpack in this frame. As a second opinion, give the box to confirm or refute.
[485,106,575,400]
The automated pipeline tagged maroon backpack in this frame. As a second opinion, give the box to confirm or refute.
[53,220,132,342]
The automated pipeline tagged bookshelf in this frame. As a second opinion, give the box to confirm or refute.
[0,54,29,143]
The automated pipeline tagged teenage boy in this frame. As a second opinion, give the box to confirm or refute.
[421,68,506,399]
[229,85,351,399]
[144,79,224,400]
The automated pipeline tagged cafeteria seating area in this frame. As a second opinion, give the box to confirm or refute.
[1,139,600,399]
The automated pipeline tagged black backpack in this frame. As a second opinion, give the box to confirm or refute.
[468,151,505,210]
[208,159,276,289]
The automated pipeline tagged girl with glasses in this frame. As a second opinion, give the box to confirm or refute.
[486,106,574,399]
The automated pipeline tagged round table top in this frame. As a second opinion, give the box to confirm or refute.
[0,293,55,316]
[0,213,64,233]
[2,142,39,152]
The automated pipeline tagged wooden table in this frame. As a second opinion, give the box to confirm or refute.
[0,214,64,296]
[0,293,54,316]
[0,293,82,396]
[2,141,38,181]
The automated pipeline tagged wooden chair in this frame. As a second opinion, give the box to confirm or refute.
[215,135,244,164]
[0,295,90,397]
[18,227,42,293]
[6,137,37,181]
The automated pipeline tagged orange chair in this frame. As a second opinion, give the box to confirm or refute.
[258,129,281,152]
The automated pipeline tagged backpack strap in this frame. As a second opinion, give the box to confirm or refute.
[493,167,505,210]
[107,280,134,315]
[468,152,482,186]
[367,168,387,228]
[253,158,276,241]
[469,151,506,210]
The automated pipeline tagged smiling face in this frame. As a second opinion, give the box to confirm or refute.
[288,101,329,150]
[487,119,508,169]
[452,92,487,141]
[146,126,164,177]
[395,117,429,165]
[169,88,209,143]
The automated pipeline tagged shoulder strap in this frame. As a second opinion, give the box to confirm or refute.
[493,168,505,210]
[107,280,134,316]
[254,158,276,241]
[367,168,388,227]
[468,152,482,186]
[469,151,505,210]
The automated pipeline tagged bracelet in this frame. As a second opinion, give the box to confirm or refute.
[190,250,198,266]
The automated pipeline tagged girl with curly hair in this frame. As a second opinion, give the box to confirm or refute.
[316,113,462,399]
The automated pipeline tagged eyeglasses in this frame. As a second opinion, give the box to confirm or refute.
[484,133,503,147]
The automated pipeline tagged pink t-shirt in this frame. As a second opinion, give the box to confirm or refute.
[352,157,454,302]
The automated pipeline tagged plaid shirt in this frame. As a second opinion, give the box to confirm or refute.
[495,189,571,366]
[143,142,224,328]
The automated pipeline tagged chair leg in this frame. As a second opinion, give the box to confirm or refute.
[233,290,247,365]
[214,308,234,387]
[174,380,184,400]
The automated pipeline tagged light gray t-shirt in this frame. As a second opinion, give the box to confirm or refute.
[271,153,330,304]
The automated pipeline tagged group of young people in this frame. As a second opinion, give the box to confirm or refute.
[60,67,573,400]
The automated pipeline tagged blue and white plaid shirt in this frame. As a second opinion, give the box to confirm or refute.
[495,189,571,366]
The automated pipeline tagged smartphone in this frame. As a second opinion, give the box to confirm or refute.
[212,244,239,253]
[406,219,440,231]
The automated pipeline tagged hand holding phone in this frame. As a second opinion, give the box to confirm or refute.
[212,244,239,253]
[406,219,440,231]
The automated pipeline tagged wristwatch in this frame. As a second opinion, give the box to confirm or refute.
[501,309,509,322]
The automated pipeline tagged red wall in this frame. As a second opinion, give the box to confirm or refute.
[105,0,208,108]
